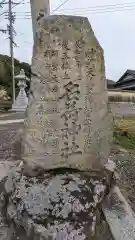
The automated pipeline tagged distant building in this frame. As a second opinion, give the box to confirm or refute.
[107,79,115,89]
[115,70,135,90]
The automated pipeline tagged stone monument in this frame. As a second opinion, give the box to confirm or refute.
[12,69,29,112]
[30,0,50,39]
[22,15,112,175]
[0,15,115,240]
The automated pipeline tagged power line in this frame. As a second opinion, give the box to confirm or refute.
[2,1,135,46]
[0,0,29,27]
[0,0,7,7]
[59,5,135,14]
[0,0,28,17]
[11,4,135,20]
[52,0,69,13]
[2,0,135,18]
[55,1,135,12]
[53,1,135,14]
[53,2,135,15]
[6,0,135,17]
[6,0,135,14]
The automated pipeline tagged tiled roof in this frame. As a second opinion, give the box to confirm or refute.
[107,79,115,85]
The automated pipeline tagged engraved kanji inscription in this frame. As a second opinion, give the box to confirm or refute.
[44,50,58,58]
[23,16,111,173]
[60,82,82,158]
[62,39,70,50]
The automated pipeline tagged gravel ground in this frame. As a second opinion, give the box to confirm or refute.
[0,122,24,162]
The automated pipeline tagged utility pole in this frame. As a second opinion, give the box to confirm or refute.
[8,0,15,105]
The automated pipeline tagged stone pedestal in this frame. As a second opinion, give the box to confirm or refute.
[0,162,114,240]
[12,90,28,112]
[12,69,29,112]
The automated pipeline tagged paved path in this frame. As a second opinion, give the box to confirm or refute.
[0,112,25,121]
[0,119,24,125]
[0,112,25,125]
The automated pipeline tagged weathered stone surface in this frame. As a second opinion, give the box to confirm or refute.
[0,157,115,239]
[0,161,24,240]
[30,0,50,39]
[22,15,112,175]
[2,167,112,240]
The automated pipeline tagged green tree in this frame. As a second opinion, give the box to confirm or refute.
[0,54,31,99]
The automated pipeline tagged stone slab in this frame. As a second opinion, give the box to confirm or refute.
[22,15,112,174]
[103,186,135,240]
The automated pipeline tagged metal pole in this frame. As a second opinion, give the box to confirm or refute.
[9,0,15,104]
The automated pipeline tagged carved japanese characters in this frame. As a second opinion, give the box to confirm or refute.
[22,15,112,174]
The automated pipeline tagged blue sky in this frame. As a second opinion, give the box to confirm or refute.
[0,0,135,81]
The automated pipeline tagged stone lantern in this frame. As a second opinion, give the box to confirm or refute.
[12,69,29,112]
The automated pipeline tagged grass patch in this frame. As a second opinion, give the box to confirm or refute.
[115,116,135,134]
[114,116,135,149]
[114,127,135,149]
